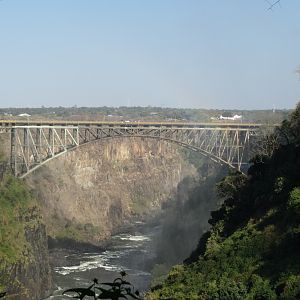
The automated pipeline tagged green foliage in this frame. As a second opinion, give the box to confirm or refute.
[0,174,44,297]
[247,275,277,300]
[288,187,300,215]
[275,102,300,146]
[278,275,300,299]
[146,103,300,299]
[0,175,38,264]
[274,176,287,194]
[216,171,246,199]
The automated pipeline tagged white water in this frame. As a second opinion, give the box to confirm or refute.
[46,228,158,299]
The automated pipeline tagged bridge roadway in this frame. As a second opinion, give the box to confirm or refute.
[0,119,266,177]
[0,119,262,129]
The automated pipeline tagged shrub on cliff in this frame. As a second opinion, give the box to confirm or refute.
[146,104,300,299]
[0,175,35,263]
[0,174,51,299]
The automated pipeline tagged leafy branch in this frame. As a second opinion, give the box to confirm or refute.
[63,271,143,300]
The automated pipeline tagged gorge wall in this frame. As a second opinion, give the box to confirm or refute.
[26,137,197,247]
[0,175,52,300]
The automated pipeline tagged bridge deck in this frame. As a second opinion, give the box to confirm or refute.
[1,119,271,177]
[0,119,263,129]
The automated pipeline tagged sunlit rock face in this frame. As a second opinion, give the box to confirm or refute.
[26,137,196,246]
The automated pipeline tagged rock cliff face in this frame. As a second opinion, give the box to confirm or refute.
[0,177,52,300]
[1,221,52,300]
[26,138,196,246]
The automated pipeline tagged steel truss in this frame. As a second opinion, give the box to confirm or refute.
[8,124,260,177]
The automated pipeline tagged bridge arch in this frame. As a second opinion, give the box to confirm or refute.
[93,135,240,169]
[5,122,261,178]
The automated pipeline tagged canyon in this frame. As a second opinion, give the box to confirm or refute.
[26,137,197,247]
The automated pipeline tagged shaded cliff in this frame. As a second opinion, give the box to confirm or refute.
[153,162,227,268]
[147,104,300,299]
[26,137,197,247]
[0,175,52,300]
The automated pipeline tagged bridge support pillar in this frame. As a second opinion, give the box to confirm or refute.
[10,127,16,176]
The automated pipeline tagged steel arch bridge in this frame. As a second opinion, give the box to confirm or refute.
[0,120,263,178]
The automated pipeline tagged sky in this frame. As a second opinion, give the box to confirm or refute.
[0,0,299,109]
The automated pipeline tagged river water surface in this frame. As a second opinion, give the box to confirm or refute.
[46,224,159,299]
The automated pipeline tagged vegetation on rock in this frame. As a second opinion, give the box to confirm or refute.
[0,170,51,299]
[147,103,300,299]
[0,175,37,263]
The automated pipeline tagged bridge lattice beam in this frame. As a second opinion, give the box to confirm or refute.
[6,124,261,178]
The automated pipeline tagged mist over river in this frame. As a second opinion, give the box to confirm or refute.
[46,223,160,299]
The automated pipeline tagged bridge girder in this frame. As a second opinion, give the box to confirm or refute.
[6,124,260,178]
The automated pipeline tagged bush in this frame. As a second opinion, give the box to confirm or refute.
[278,275,300,299]
[288,187,300,215]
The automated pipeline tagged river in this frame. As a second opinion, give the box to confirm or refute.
[46,223,159,299]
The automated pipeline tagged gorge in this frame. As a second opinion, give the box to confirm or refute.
[1,135,220,299]
[2,104,299,299]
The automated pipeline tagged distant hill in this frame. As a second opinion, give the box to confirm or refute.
[0,106,291,124]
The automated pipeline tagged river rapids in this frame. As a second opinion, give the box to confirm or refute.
[45,224,159,299]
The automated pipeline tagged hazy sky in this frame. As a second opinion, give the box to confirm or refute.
[0,1,299,109]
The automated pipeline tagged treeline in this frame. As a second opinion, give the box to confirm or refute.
[147,103,300,299]
[0,106,290,123]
